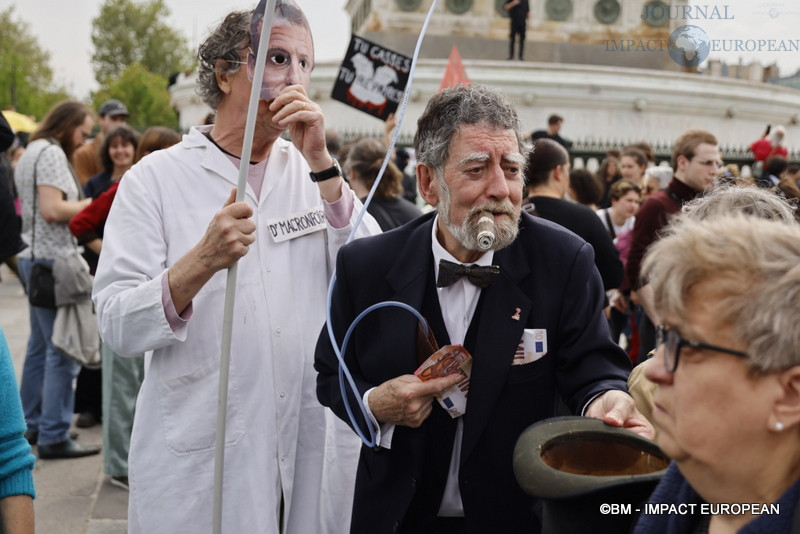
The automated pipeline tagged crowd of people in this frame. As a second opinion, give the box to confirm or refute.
[542,125,800,368]
[0,1,799,533]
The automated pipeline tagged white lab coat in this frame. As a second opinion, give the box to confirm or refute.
[93,126,381,533]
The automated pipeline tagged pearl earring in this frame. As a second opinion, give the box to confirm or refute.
[775,421,785,432]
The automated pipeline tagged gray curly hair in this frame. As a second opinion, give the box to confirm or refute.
[196,11,250,110]
[680,185,798,224]
[643,215,800,374]
[413,84,531,180]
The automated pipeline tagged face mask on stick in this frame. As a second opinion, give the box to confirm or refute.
[248,0,313,101]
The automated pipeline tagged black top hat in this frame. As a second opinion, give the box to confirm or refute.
[514,416,668,534]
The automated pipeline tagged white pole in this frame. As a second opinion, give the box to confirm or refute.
[212,1,277,533]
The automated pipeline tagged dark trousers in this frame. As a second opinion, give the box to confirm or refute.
[74,367,102,418]
[424,517,466,534]
[637,307,657,361]
[608,307,629,347]
[509,20,526,59]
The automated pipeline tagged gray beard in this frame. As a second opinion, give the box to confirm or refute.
[438,182,520,252]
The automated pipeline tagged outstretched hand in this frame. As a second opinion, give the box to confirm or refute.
[585,389,655,440]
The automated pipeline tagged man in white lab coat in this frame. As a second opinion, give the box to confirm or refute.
[93,2,380,532]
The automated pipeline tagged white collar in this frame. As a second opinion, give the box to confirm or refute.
[430,214,494,281]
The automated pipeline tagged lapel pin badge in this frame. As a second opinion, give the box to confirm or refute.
[511,308,521,321]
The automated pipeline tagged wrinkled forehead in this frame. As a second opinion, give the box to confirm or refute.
[265,20,313,53]
[660,272,745,331]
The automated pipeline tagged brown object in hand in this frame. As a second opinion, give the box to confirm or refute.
[416,345,469,381]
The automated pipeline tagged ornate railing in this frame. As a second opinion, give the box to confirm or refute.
[331,129,799,168]
[569,138,798,167]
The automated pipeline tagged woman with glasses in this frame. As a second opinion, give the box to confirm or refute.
[641,165,672,201]
[628,185,797,421]
[633,214,800,533]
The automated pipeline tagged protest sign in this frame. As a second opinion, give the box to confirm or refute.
[331,35,412,120]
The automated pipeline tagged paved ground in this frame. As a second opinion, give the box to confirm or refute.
[0,263,128,534]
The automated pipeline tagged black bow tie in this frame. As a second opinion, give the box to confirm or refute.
[436,259,500,289]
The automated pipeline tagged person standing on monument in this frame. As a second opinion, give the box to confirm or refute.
[504,0,529,61]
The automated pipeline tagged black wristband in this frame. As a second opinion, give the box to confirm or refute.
[309,159,342,182]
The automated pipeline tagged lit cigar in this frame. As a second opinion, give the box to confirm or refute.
[476,213,495,251]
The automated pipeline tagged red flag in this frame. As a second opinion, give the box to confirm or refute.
[438,45,471,93]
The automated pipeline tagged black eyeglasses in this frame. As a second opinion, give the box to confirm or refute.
[655,325,749,373]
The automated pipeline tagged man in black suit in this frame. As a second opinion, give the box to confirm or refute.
[315,84,651,534]
[503,0,529,60]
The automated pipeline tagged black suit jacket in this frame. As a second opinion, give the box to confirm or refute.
[524,196,623,290]
[504,0,529,23]
[315,211,631,534]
